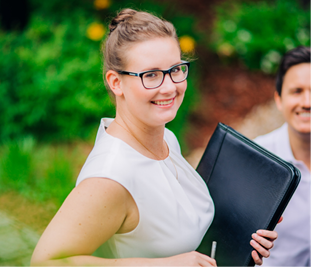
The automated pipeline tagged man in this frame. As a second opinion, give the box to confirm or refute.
[254,46,310,266]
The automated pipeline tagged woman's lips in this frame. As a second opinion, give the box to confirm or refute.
[151,97,175,106]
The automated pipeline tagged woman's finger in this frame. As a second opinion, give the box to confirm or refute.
[197,252,217,266]
[250,239,270,258]
[252,233,274,249]
[251,250,263,265]
[256,229,278,241]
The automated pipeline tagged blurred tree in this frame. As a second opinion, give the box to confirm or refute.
[0,0,201,146]
[209,0,310,73]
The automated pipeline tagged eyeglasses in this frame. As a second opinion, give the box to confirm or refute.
[117,61,190,89]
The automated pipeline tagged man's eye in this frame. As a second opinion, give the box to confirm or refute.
[292,88,303,94]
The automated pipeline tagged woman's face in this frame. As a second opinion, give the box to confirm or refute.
[117,37,187,128]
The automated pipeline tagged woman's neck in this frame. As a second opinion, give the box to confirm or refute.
[107,113,168,160]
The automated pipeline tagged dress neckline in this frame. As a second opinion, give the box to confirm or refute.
[101,118,171,162]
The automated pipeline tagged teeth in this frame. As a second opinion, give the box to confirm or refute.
[153,99,173,105]
[299,112,310,117]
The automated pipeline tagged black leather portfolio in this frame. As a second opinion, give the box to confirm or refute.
[196,123,301,266]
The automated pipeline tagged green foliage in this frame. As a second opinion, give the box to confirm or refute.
[0,0,200,144]
[210,0,310,73]
[0,9,115,142]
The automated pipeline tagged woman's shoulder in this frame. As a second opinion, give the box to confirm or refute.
[76,118,156,187]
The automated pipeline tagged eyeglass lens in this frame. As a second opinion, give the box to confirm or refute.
[142,64,188,89]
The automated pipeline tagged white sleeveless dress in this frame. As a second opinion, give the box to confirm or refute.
[76,118,214,259]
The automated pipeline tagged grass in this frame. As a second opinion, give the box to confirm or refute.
[0,191,57,233]
[0,137,92,208]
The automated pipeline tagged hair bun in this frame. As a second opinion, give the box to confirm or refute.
[109,8,137,34]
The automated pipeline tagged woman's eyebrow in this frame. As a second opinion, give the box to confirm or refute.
[142,62,183,72]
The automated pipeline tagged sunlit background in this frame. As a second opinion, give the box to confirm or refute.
[0,0,309,265]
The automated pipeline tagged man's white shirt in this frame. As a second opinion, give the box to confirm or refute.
[254,123,310,266]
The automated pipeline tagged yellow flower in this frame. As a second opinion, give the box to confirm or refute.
[94,0,111,10]
[179,35,195,53]
[217,43,234,56]
[86,22,106,41]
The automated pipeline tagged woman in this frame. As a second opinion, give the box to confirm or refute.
[31,9,278,266]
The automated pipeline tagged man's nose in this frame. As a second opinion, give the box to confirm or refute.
[301,89,311,108]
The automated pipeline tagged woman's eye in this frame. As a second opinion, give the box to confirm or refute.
[145,72,157,78]
[171,66,181,73]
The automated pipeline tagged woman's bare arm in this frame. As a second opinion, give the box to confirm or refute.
[31,177,131,265]
[31,178,217,266]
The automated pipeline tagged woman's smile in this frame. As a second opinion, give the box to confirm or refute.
[117,37,187,127]
[151,97,175,107]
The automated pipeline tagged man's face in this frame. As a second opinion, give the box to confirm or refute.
[275,63,310,135]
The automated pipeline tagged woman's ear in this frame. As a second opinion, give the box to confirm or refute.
[106,70,123,96]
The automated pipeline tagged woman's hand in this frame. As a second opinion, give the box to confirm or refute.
[250,229,278,265]
[166,251,217,266]
[250,216,282,265]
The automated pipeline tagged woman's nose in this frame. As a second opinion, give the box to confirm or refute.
[159,73,176,94]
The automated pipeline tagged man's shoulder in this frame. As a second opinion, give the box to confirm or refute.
[253,124,287,153]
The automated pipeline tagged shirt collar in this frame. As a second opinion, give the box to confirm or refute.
[276,123,297,164]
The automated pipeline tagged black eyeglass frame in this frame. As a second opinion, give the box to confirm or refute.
[117,61,190,89]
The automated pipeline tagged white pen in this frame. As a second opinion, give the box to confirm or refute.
[211,241,217,259]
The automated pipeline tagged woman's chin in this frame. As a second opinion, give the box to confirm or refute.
[157,113,178,126]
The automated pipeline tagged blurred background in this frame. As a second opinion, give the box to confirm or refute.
[0,0,309,265]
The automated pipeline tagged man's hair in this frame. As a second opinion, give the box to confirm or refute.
[275,46,310,95]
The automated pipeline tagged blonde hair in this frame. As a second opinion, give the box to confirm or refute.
[103,8,180,92]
